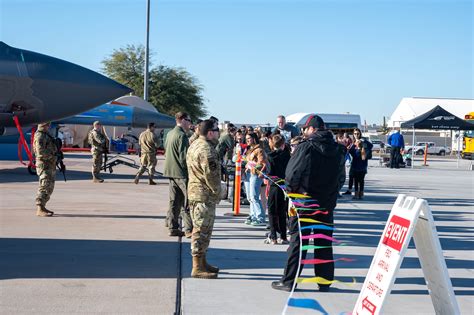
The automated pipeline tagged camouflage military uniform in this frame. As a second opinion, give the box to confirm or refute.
[186,136,221,257]
[136,129,159,177]
[189,132,199,145]
[33,125,57,208]
[88,128,107,179]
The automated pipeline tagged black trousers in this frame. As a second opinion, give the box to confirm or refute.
[267,185,288,240]
[390,146,401,168]
[353,171,366,193]
[347,166,354,190]
[281,211,334,287]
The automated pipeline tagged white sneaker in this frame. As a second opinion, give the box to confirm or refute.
[277,238,289,245]
[264,237,277,245]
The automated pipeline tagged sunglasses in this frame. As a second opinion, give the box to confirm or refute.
[183,118,192,122]
[211,128,220,132]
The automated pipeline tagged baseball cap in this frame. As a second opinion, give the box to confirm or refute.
[302,114,325,129]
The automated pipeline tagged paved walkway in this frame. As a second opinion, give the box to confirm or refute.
[182,158,473,314]
[0,154,472,314]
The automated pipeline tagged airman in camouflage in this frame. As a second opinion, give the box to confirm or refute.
[134,122,159,185]
[88,121,108,183]
[33,122,57,217]
[186,119,221,279]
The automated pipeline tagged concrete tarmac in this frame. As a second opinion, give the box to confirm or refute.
[0,154,472,314]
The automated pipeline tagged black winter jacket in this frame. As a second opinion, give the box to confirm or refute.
[268,147,291,186]
[285,130,345,210]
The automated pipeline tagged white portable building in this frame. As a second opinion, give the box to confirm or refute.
[388,97,474,128]
[286,113,361,131]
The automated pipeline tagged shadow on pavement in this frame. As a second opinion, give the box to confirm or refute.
[0,238,179,280]
[0,168,166,183]
[56,214,166,219]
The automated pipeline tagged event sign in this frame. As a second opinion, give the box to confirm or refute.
[353,195,460,315]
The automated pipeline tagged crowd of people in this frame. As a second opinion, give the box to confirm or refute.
[32,112,382,287]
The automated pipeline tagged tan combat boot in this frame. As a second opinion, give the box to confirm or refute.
[191,256,217,279]
[36,205,54,217]
[134,175,140,184]
[93,175,104,183]
[202,254,219,273]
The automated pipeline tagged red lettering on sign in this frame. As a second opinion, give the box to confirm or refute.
[367,281,384,297]
[362,296,377,315]
[382,215,410,251]
[377,259,389,272]
[376,272,383,282]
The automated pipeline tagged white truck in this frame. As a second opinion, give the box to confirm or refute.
[405,142,450,156]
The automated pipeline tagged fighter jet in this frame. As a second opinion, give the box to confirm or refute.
[0,41,132,135]
[58,96,176,129]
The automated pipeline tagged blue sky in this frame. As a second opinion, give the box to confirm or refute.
[1,0,472,125]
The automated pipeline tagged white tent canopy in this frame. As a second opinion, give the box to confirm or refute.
[388,97,474,128]
[113,95,158,113]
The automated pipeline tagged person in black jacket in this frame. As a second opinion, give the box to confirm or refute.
[265,134,291,245]
[271,114,344,292]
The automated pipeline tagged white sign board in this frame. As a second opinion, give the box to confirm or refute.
[353,194,460,315]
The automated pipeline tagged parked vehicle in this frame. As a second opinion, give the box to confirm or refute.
[461,112,474,159]
[369,139,384,152]
[405,142,450,156]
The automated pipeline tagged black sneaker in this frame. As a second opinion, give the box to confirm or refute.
[271,281,292,292]
[342,190,352,195]
[318,285,330,292]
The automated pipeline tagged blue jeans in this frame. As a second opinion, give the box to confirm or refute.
[248,174,265,222]
[243,177,251,215]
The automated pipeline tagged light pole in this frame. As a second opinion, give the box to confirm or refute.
[143,0,150,101]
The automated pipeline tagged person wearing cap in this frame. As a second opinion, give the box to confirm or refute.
[88,121,108,183]
[33,122,58,217]
[134,122,159,185]
[273,115,300,144]
[209,116,219,124]
[272,114,345,292]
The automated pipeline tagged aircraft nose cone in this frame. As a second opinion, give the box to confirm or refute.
[0,41,133,127]
[133,108,175,129]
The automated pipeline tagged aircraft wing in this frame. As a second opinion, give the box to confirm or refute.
[0,41,132,132]
[58,102,176,129]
